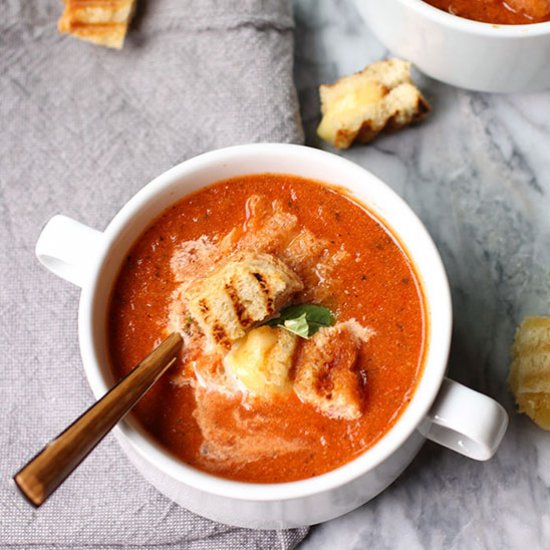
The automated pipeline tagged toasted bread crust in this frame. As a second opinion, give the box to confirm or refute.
[58,0,136,49]
[294,324,365,420]
[509,316,550,429]
[183,252,303,349]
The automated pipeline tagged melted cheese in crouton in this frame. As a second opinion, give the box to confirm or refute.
[317,59,430,149]
[224,326,298,396]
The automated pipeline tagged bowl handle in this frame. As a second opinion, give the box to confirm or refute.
[35,215,105,288]
[418,378,509,461]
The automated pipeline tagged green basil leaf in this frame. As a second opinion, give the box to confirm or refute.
[266,304,335,339]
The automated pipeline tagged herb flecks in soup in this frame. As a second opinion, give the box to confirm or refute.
[424,0,550,24]
[108,175,426,483]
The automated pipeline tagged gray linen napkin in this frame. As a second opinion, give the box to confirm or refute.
[0,0,306,547]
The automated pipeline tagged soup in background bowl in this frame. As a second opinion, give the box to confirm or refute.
[354,0,550,92]
[35,144,507,528]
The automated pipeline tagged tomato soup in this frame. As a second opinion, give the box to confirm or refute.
[424,0,550,24]
[108,175,427,483]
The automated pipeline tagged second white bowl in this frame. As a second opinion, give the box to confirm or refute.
[354,0,550,93]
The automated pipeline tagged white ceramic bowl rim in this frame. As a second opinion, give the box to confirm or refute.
[404,0,550,34]
[78,144,452,502]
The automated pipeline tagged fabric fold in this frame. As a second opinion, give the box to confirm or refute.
[0,0,306,548]
[133,0,296,33]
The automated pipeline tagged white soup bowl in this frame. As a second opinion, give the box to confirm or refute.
[35,144,508,528]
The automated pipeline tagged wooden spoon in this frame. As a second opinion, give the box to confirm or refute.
[14,332,182,507]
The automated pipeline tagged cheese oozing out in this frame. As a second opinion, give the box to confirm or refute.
[317,58,430,149]
[223,326,298,397]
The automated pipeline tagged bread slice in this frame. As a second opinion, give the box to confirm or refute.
[317,58,430,149]
[183,252,303,349]
[509,316,550,429]
[58,0,136,49]
[293,323,365,420]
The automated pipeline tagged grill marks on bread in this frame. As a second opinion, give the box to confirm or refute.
[317,59,430,149]
[183,252,303,349]
[509,316,550,429]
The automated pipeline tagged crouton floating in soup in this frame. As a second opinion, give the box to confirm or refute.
[108,174,426,483]
[181,252,303,350]
[294,322,372,420]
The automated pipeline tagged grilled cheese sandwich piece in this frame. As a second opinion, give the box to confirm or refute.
[294,323,365,420]
[224,326,298,397]
[509,316,550,429]
[183,252,303,349]
[317,59,430,149]
[58,0,136,49]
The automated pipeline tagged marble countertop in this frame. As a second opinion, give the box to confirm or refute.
[294,1,550,548]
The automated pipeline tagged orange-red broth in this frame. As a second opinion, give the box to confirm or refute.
[108,175,426,483]
[424,0,550,24]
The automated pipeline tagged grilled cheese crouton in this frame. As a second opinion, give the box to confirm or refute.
[58,0,136,49]
[224,326,298,396]
[509,316,550,429]
[294,323,365,420]
[317,59,430,149]
[183,252,303,349]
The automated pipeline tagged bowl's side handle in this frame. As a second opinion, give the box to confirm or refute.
[35,215,105,288]
[418,378,509,461]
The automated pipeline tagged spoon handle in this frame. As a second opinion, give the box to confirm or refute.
[14,332,183,507]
